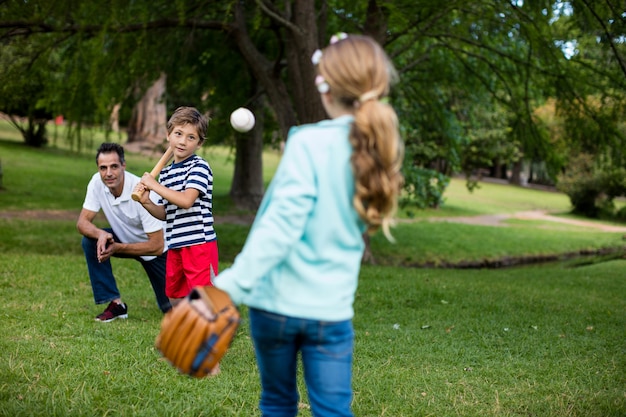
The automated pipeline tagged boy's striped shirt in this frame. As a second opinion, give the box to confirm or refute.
[158,155,216,248]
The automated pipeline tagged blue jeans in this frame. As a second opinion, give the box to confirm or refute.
[81,229,171,312]
[249,308,354,417]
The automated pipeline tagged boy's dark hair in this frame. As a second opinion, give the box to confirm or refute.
[166,106,209,143]
[96,143,125,164]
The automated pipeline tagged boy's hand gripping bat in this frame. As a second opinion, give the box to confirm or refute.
[131,147,173,202]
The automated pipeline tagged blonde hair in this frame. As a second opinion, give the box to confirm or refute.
[318,35,404,240]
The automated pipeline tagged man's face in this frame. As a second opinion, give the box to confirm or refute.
[97,152,125,196]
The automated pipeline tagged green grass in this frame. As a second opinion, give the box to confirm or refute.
[400,178,573,220]
[0,136,278,214]
[353,263,625,417]
[1,254,624,416]
[442,179,573,214]
[1,126,625,416]
[371,221,625,267]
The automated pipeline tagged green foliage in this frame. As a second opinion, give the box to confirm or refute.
[557,153,626,218]
[3,0,626,211]
[0,1,254,151]
[395,90,462,207]
[0,41,55,147]
[401,163,449,210]
[459,103,524,185]
[389,1,571,196]
[556,155,601,217]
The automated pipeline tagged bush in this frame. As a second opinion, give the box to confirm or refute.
[401,165,450,209]
[557,153,626,219]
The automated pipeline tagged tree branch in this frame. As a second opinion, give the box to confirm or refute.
[0,18,231,39]
[254,0,302,35]
[580,0,626,79]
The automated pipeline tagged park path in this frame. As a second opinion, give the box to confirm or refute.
[2,209,626,233]
[0,209,256,225]
[422,210,626,233]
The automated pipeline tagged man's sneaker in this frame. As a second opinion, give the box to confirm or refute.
[95,301,128,322]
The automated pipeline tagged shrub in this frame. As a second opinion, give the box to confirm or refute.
[557,153,626,219]
[401,165,450,209]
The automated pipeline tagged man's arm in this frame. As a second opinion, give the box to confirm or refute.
[77,208,165,263]
[104,229,165,258]
[77,208,110,240]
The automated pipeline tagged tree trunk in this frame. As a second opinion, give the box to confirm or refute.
[126,73,168,153]
[110,103,121,133]
[230,98,265,211]
[283,0,326,125]
[364,0,389,44]
[361,233,376,265]
[228,0,393,253]
[8,113,48,148]
[228,0,335,138]
[509,160,523,185]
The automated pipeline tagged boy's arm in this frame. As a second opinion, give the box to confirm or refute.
[140,173,200,210]
[133,183,167,220]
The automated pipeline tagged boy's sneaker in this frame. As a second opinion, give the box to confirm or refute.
[95,301,128,322]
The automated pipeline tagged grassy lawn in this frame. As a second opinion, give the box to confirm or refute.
[402,178,573,219]
[1,251,624,416]
[0,128,625,416]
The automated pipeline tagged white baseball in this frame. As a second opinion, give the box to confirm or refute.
[230,107,255,133]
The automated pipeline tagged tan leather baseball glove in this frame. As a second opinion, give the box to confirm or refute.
[155,286,240,377]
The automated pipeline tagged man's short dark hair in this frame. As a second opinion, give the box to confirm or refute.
[96,143,125,164]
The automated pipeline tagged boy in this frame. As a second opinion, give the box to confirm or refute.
[135,107,218,307]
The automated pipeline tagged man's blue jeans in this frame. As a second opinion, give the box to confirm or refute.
[81,229,171,312]
[249,308,354,417]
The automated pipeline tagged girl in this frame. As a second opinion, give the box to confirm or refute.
[215,34,403,416]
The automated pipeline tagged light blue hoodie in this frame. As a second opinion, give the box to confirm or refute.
[214,115,366,321]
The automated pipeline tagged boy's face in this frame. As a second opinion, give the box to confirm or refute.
[168,123,203,163]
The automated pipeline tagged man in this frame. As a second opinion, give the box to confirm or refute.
[77,143,171,322]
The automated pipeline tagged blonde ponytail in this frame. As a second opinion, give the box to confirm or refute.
[317,35,404,240]
[351,99,404,240]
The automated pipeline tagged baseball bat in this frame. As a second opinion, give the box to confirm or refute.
[131,147,174,201]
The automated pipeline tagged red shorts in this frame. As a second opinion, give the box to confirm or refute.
[165,240,219,299]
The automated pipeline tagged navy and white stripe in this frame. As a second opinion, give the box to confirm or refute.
[158,154,216,249]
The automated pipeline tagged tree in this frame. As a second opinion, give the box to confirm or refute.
[0,0,382,207]
[549,0,626,215]
[0,37,54,147]
[126,73,168,153]
[2,0,625,213]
